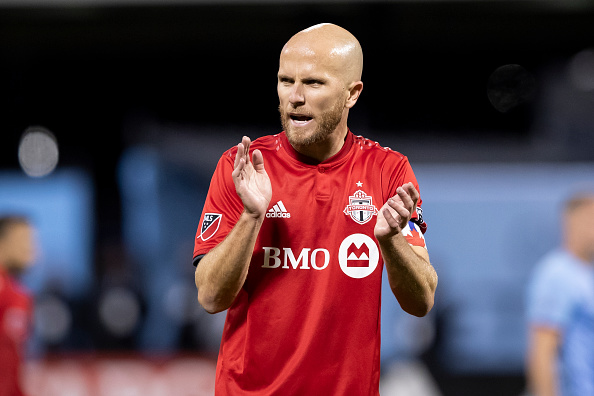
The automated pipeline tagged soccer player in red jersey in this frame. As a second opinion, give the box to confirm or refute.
[0,216,35,396]
[193,23,437,395]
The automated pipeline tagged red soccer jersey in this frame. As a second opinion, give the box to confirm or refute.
[193,131,427,395]
[0,268,32,396]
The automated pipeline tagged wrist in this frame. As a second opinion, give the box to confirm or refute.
[241,209,266,223]
[376,230,406,246]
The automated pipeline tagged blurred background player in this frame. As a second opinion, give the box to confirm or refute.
[0,216,36,396]
[526,189,594,396]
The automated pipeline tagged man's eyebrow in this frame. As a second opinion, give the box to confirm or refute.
[277,74,327,84]
[302,77,326,84]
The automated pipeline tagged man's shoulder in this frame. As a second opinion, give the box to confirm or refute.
[221,133,283,159]
[351,133,407,160]
[531,250,583,290]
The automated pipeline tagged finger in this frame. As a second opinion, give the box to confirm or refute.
[387,197,411,222]
[232,157,246,179]
[252,149,265,172]
[396,186,415,212]
[234,142,245,170]
[403,182,420,206]
[382,207,401,230]
[242,136,252,164]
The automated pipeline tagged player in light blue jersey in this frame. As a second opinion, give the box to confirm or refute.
[526,189,594,396]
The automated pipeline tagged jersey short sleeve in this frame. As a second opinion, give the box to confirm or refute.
[193,152,243,264]
[527,257,575,330]
[382,154,427,246]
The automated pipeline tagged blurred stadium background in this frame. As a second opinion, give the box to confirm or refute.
[1,0,593,395]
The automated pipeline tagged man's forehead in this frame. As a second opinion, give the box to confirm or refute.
[281,44,317,59]
[278,51,340,79]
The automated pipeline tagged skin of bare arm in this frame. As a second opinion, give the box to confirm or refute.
[527,326,560,396]
[374,182,438,317]
[195,136,272,314]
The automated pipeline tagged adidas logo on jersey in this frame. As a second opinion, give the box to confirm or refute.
[266,201,291,218]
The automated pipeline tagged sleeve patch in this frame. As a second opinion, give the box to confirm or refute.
[198,213,222,241]
[411,206,427,234]
[401,221,427,248]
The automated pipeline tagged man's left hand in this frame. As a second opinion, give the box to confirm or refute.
[374,182,419,242]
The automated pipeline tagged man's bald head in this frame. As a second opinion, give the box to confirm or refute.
[277,23,364,161]
[281,23,363,85]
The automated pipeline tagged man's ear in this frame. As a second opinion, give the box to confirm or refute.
[345,81,363,109]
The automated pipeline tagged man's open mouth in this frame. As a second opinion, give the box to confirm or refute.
[289,114,313,125]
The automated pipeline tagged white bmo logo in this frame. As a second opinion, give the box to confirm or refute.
[338,234,379,279]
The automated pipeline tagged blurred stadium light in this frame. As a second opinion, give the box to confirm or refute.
[18,126,59,178]
[34,293,72,346]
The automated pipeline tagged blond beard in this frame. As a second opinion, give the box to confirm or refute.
[279,98,346,148]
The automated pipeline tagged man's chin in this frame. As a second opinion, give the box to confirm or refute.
[285,126,325,147]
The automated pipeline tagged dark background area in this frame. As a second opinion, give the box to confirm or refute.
[1,1,593,238]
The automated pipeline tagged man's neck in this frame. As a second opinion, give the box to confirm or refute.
[565,243,594,264]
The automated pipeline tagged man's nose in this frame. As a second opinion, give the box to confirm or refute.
[288,83,305,107]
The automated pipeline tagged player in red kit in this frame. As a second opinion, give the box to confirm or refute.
[0,216,36,396]
[193,23,437,395]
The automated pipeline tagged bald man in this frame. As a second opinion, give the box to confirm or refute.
[193,23,437,395]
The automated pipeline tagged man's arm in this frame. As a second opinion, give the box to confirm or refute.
[374,182,437,317]
[527,326,560,396]
[195,136,272,314]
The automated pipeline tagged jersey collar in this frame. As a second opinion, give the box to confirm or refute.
[280,130,354,166]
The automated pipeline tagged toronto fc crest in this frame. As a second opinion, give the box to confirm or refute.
[343,189,378,225]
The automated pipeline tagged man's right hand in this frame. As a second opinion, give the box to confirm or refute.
[231,136,272,219]
[196,136,271,313]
